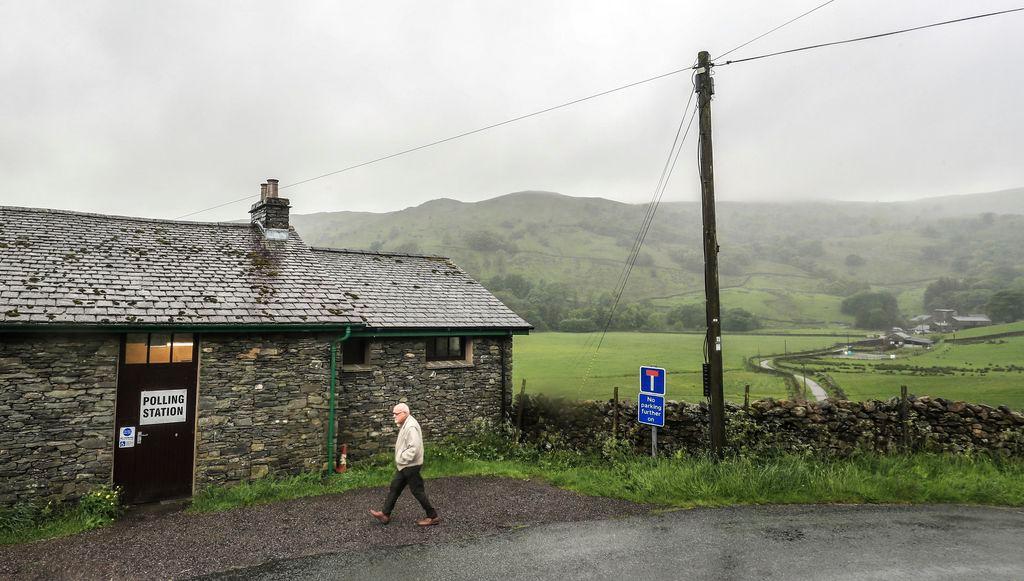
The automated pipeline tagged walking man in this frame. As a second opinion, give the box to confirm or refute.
[369,403,441,526]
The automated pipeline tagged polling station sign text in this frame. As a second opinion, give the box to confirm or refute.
[638,393,665,427]
[140,389,187,425]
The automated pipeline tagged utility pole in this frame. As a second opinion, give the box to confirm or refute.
[696,51,725,456]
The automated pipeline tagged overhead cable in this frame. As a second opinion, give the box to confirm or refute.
[174,66,696,219]
[716,7,1024,67]
[714,0,840,61]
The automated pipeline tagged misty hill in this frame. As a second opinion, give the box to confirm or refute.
[292,187,1024,329]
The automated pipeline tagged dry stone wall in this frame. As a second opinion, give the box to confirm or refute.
[338,336,512,458]
[517,395,1024,457]
[0,333,118,505]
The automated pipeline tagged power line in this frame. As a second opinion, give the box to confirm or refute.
[716,6,1024,67]
[174,65,697,220]
[715,0,839,61]
[568,70,698,377]
[577,95,700,394]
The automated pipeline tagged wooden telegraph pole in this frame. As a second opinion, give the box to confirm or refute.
[696,51,726,456]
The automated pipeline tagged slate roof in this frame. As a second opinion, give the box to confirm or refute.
[952,315,992,323]
[312,248,532,331]
[0,206,361,327]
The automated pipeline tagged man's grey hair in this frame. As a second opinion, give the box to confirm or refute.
[393,403,410,414]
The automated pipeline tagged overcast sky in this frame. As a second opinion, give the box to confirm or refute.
[2,1,1022,221]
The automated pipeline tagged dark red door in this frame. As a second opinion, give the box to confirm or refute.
[113,333,198,503]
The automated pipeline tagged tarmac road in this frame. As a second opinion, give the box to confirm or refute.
[211,504,1024,581]
[760,359,828,401]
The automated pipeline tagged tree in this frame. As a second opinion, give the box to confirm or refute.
[987,290,1024,323]
[666,304,704,329]
[486,273,533,298]
[722,308,761,332]
[844,254,865,268]
[841,291,903,329]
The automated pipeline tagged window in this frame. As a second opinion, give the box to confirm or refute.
[124,333,194,365]
[426,336,466,361]
[342,338,368,365]
[172,333,194,363]
[125,334,148,364]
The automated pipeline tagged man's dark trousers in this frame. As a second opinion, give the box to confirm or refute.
[382,465,437,518]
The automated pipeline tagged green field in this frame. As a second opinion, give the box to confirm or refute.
[512,332,849,402]
[800,331,1024,409]
[514,328,1024,409]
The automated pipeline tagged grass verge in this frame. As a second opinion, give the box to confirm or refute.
[0,485,121,546]
[189,447,1024,514]
[8,449,1022,544]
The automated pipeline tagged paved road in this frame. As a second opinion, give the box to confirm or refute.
[760,359,828,401]
[210,504,1024,580]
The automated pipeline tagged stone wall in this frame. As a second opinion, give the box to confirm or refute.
[1,331,514,505]
[338,336,512,458]
[517,395,1024,457]
[0,333,118,505]
[195,333,332,488]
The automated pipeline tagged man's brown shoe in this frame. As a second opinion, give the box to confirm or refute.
[369,509,390,524]
[416,516,441,526]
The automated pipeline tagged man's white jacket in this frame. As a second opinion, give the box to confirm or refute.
[395,415,425,470]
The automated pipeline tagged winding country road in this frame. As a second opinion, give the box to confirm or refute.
[760,359,828,401]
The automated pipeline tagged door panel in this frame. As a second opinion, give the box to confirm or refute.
[113,333,198,503]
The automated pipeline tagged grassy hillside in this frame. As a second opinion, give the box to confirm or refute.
[293,188,1024,328]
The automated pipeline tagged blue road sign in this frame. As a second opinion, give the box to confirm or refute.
[639,366,666,395]
[637,393,665,427]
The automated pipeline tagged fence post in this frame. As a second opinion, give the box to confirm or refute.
[743,384,750,410]
[900,384,910,451]
[612,385,619,439]
[515,379,527,441]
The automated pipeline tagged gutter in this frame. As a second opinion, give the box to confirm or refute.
[328,326,353,472]
[351,327,530,338]
[0,323,365,334]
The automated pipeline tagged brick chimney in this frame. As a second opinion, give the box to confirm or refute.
[249,178,290,240]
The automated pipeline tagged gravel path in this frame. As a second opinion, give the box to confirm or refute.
[0,476,651,580]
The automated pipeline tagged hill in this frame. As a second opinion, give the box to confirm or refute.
[291,188,1024,330]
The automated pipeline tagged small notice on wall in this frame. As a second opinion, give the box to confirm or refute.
[118,426,135,448]
[140,389,187,425]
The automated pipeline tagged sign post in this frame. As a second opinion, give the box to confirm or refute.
[637,366,666,457]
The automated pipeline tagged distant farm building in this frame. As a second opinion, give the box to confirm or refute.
[910,309,992,333]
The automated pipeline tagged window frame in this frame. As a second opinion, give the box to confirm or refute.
[425,336,468,362]
[124,332,195,365]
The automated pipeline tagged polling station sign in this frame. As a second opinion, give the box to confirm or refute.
[140,389,187,425]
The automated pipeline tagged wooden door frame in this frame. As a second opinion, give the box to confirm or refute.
[112,332,201,503]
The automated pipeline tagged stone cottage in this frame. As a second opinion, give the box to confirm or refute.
[0,180,530,505]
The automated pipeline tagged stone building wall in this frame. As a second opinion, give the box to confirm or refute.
[517,395,1024,457]
[194,333,332,488]
[337,336,512,458]
[0,333,118,505]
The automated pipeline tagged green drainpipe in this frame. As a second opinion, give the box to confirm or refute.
[328,326,352,473]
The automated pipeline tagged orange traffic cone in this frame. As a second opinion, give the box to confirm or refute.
[335,443,348,474]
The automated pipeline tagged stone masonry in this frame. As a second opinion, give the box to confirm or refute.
[517,395,1024,457]
[195,333,332,488]
[0,333,118,506]
[1,331,514,505]
[338,336,513,458]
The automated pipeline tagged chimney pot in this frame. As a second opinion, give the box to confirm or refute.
[260,182,268,201]
[267,178,279,199]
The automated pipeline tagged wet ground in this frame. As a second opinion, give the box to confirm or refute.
[213,504,1024,581]
[0,476,650,580]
